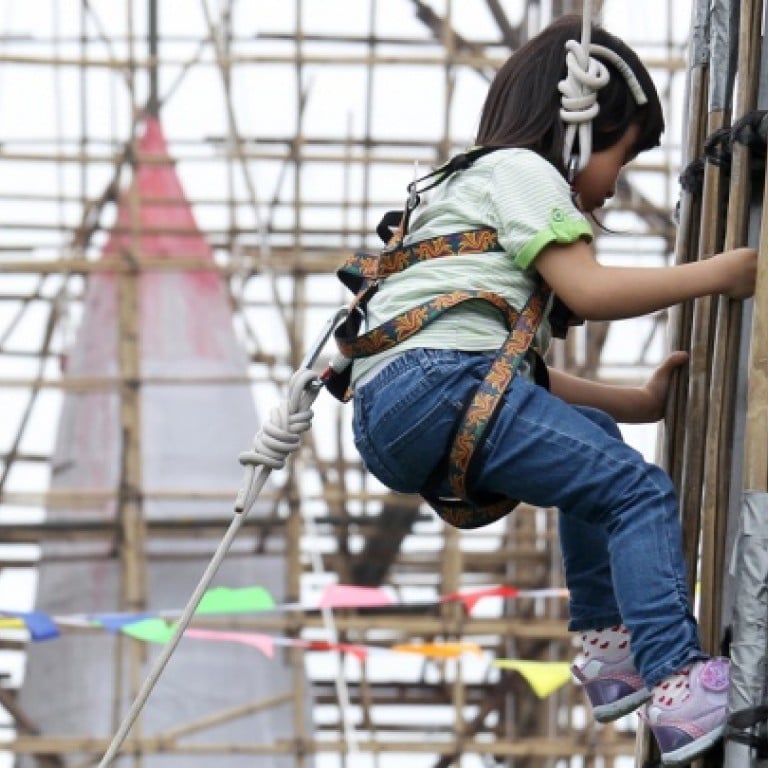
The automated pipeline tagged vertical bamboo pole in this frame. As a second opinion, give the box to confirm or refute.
[726,93,768,768]
[743,160,768,494]
[439,3,470,761]
[637,1,712,764]
[287,3,310,762]
[699,0,760,659]
[662,32,709,494]
[679,129,728,594]
[119,5,147,766]
[741,2,768,497]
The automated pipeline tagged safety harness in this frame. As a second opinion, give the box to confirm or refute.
[325,148,579,529]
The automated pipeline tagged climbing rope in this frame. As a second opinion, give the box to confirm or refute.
[235,367,318,512]
[558,2,647,178]
[559,2,603,177]
[96,317,346,767]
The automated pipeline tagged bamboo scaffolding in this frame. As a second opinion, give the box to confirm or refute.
[638,0,713,762]
[0,3,691,766]
[699,0,762,660]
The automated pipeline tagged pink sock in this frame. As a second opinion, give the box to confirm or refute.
[580,624,631,662]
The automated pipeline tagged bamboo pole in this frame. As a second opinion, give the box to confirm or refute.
[0,50,688,70]
[699,0,761,659]
[663,71,707,493]
[8,733,639,760]
[116,8,149,762]
[638,1,713,763]
[743,162,768,493]
[677,0,740,619]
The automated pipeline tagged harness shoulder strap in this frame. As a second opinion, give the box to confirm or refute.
[336,227,498,295]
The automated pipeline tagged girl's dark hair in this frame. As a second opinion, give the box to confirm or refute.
[476,15,664,176]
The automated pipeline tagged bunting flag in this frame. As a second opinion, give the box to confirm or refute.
[196,585,276,614]
[317,584,393,609]
[0,618,27,630]
[0,598,577,700]
[0,611,60,641]
[94,612,154,632]
[302,639,368,661]
[46,582,566,633]
[185,628,276,658]
[121,618,175,644]
[2,582,569,649]
[494,659,573,698]
[391,642,483,659]
[441,585,520,613]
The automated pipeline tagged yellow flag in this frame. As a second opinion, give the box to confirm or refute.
[0,618,25,630]
[494,659,572,698]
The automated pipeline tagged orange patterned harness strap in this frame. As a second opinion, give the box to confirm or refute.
[331,226,550,529]
[430,282,549,528]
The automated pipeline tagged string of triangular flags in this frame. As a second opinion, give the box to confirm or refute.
[0,584,573,699]
[1,583,568,639]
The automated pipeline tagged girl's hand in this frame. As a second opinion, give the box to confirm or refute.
[712,247,758,299]
[639,350,689,422]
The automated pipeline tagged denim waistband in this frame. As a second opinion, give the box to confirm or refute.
[356,348,498,390]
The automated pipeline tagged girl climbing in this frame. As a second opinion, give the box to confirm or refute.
[346,14,757,767]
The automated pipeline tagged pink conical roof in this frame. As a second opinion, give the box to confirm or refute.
[103,116,212,261]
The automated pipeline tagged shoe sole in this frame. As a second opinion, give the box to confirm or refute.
[660,724,724,766]
[593,687,652,723]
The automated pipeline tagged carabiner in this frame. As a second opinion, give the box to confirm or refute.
[300,306,350,371]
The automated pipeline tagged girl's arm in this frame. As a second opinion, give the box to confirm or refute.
[547,351,688,424]
[535,239,757,321]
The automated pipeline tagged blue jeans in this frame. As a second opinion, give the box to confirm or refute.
[352,348,705,686]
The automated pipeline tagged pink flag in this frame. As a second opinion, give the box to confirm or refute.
[442,586,520,614]
[317,584,393,610]
[184,628,275,658]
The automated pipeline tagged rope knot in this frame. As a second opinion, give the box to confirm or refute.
[559,39,610,174]
[238,368,318,478]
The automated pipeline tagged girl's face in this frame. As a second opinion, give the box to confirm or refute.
[571,123,640,212]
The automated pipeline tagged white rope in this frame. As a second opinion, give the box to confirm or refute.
[235,368,317,512]
[97,367,320,768]
[238,368,360,751]
[558,2,607,176]
[558,4,648,178]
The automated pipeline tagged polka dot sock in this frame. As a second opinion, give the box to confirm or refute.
[580,624,631,662]
[651,667,692,708]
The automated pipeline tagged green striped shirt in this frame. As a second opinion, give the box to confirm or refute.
[351,148,593,385]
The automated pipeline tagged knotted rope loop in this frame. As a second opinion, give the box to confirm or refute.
[238,368,316,471]
[559,38,610,176]
[235,367,319,513]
